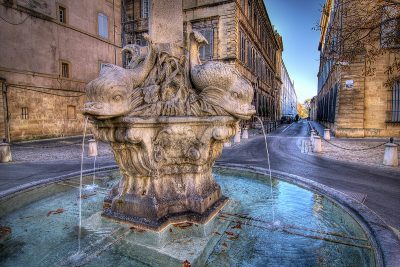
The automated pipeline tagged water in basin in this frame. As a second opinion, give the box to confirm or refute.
[0,168,375,266]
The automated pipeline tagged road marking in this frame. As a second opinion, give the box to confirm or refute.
[281,123,295,133]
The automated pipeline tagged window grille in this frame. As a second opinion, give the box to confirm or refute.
[389,80,400,122]
[21,107,28,120]
[61,62,69,78]
[59,6,66,23]
[141,0,149,19]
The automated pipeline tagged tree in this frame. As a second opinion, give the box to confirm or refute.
[317,0,400,86]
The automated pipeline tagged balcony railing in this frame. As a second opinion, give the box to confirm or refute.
[123,18,149,34]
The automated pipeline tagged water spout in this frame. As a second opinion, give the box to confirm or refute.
[255,117,277,224]
[78,117,89,253]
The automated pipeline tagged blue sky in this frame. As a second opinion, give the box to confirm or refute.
[264,0,324,103]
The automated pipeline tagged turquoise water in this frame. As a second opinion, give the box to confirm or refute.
[0,168,375,266]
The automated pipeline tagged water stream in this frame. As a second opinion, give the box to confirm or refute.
[255,117,278,226]
[78,117,89,253]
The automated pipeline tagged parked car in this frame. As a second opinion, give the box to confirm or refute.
[281,115,294,124]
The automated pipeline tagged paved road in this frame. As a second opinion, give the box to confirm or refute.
[1,121,399,230]
[218,120,400,229]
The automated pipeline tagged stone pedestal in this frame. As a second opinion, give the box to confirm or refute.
[383,143,398,167]
[324,129,331,140]
[88,139,98,157]
[242,127,249,139]
[95,116,237,230]
[148,0,183,46]
[223,141,232,147]
[310,130,316,146]
[313,136,322,153]
[0,142,12,163]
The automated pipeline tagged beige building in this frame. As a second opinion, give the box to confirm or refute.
[317,0,400,137]
[122,0,283,123]
[0,0,122,141]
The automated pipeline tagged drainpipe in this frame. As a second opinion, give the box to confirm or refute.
[1,79,10,142]
[113,0,117,65]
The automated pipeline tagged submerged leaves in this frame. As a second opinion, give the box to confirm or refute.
[46,208,64,216]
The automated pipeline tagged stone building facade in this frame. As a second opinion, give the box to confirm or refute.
[281,60,297,117]
[309,96,317,121]
[0,0,122,141]
[317,0,400,137]
[122,0,283,123]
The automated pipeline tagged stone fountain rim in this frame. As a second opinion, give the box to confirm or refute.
[1,164,398,266]
[214,163,400,267]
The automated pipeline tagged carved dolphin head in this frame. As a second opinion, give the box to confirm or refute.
[83,64,141,120]
[200,77,256,120]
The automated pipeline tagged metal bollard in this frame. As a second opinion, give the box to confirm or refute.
[312,136,322,153]
[383,142,398,167]
[323,129,331,141]
[0,140,12,163]
[242,127,249,139]
[88,139,98,157]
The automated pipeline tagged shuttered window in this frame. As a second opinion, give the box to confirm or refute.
[98,13,108,39]
[141,0,149,18]
[198,28,213,60]
[391,81,400,122]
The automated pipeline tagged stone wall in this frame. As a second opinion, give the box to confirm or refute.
[0,0,122,141]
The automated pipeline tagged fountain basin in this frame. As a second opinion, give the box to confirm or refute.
[0,167,399,266]
[93,116,237,230]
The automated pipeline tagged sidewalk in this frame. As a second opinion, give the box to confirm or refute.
[305,121,400,170]
[10,136,114,162]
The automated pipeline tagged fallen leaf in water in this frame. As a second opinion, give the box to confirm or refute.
[0,226,11,235]
[182,259,191,267]
[222,242,228,248]
[173,222,193,229]
[80,193,96,199]
[213,231,221,235]
[232,222,242,229]
[228,235,239,240]
[47,208,64,216]
[225,231,235,236]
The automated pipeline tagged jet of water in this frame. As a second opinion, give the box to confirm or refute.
[255,117,277,224]
[78,117,89,253]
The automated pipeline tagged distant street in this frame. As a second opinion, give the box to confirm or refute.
[1,121,399,230]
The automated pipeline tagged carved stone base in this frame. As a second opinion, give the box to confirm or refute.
[94,116,237,230]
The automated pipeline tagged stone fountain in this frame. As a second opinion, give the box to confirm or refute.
[83,1,255,231]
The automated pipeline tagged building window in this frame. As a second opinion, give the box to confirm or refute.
[390,81,400,122]
[58,5,67,23]
[60,62,70,78]
[141,0,149,18]
[67,105,76,120]
[21,107,28,120]
[98,13,108,39]
[198,28,213,60]
[240,30,246,63]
